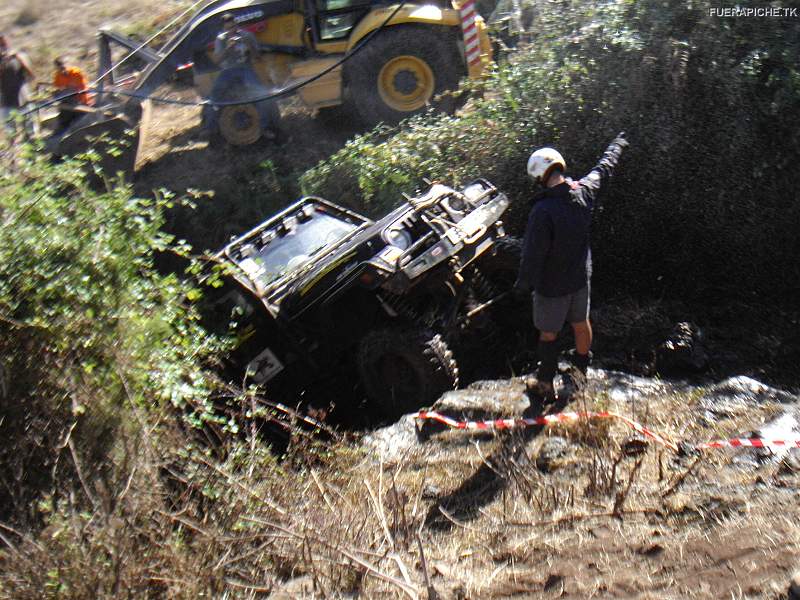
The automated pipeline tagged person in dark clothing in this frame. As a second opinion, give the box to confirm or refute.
[0,34,36,138]
[514,133,628,398]
[202,13,279,140]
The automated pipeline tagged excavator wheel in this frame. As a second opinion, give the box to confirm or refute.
[217,88,281,147]
[345,25,465,125]
[219,103,262,146]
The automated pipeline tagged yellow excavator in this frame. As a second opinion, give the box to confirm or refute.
[51,0,492,172]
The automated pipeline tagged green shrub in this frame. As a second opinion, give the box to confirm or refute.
[0,148,217,525]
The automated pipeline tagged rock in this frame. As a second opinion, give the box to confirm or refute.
[269,575,315,599]
[363,414,421,459]
[421,483,441,499]
[656,321,708,374]
[789,571,800,600]
[594,369,674,404]
[431,381,529,421]
[700,376,798,421]
[535,436,570,472]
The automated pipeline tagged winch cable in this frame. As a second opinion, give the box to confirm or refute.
[22,0,411,116]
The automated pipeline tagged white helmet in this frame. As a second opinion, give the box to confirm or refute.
[526,147,566,183]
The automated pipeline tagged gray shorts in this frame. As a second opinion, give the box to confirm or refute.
[533,285,590,332]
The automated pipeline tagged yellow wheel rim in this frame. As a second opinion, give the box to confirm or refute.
[219,104,261,146]
[377,56,435,112]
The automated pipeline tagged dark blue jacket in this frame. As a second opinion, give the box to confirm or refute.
[517,137,626,297]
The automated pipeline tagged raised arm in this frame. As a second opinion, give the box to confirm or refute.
[578,132,628,203]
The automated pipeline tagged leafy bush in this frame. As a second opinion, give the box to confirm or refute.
[302,0,800,300]
[0,148,217,525]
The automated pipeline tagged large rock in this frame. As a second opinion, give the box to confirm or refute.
[699,376,798,419]
[363,414,421,459]
[656,321,708,374]
[429,379,530,421]
[364,380,530,456]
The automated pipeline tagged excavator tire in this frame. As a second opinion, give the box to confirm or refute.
[357,328,458,420]
[345,25,465,125]
[216,82,281,147]
[219,102,262,146]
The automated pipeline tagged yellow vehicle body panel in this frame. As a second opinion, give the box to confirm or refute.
[346,5,461,50]
[194,2,491,111]
[255,12,306,47]
[289,56,343,108]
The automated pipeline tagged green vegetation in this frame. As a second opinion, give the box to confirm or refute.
[0,148,217,522]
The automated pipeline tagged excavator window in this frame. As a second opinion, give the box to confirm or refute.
[313,0,373,40]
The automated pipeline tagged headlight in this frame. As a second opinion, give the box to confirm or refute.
[383,227,412,250]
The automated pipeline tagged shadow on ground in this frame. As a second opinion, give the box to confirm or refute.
[423,390,571,531]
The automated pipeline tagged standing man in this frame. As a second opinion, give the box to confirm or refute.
[203,13,279,141]
[515,133,628,398]
[0,34,36,138]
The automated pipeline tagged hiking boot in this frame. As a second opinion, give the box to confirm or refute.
[525,377,556,402]
[563,350,592,391]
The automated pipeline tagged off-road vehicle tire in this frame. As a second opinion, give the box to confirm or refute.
[480,236,522,278]
[357,328,458,420]
[345,25,465,125]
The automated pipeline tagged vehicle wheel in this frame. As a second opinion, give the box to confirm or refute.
[345,25,465,125]
[219,102,262,146]
[481,236,522,277]
[357,328,459,420]
[217,85,281,146]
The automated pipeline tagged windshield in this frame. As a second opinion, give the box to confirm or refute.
[235,212,358,288]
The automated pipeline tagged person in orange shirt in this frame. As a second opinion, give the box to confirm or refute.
[52,56,92,130]
[53,56,91,105]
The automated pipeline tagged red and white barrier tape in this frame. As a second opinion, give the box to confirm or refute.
[415,410,800,454]
[698,438,800,450]
[459,0,482,67]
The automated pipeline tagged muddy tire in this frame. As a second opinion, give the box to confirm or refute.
[216,83,281,146]
[357,328,459,419]
[345,25,465,125]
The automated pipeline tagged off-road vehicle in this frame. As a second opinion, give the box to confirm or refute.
[202,179,524,418]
